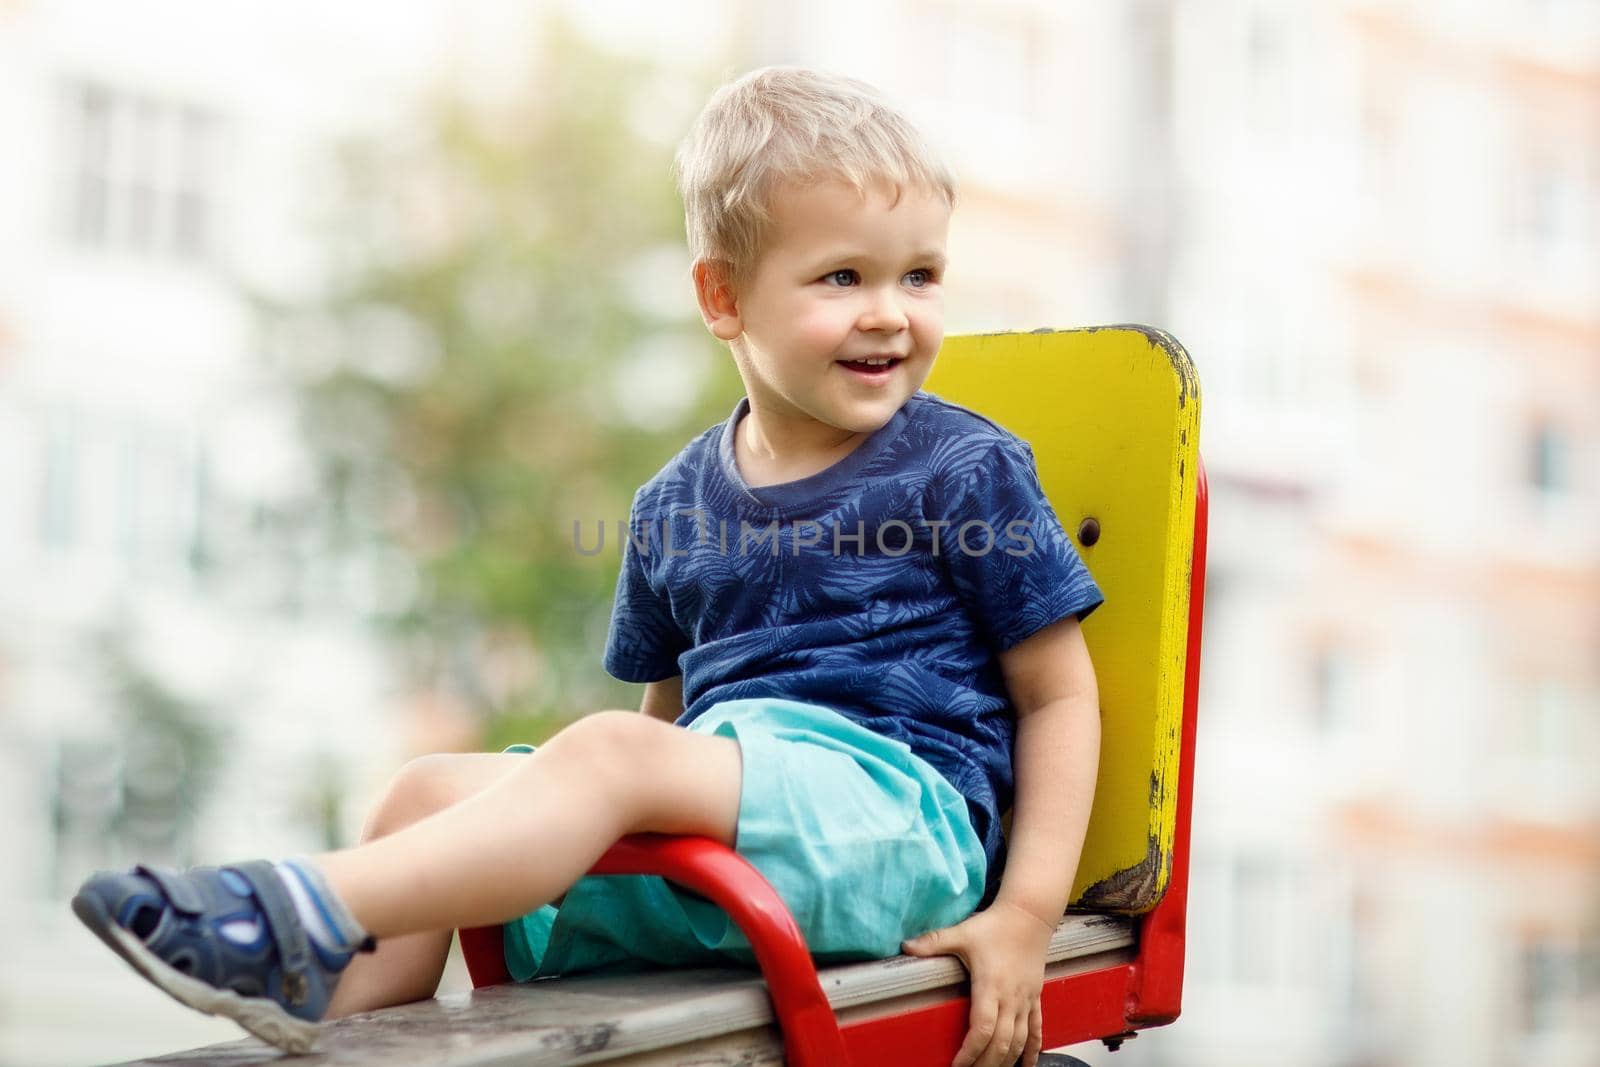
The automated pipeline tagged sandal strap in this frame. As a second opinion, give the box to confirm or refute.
[134,864,205,915]
[224,860,314,1000]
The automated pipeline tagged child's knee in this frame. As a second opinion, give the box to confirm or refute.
[361,753,476,841]
[541,711,740,839]
[542,711,666,795]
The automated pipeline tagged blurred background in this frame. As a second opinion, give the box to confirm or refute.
[0,0,1596,1064]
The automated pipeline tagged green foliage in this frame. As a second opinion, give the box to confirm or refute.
[257,20,739,737]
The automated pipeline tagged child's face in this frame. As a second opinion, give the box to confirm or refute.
[712,178,951,442]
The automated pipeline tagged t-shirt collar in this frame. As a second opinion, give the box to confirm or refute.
[715,394,918,512]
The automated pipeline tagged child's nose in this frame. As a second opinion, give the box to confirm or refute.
[857,286,909,333]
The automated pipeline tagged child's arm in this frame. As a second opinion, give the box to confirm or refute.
[901,616,1100,1067]
[639,676,684,722]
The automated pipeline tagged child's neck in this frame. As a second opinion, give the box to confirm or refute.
[735,403,869,489]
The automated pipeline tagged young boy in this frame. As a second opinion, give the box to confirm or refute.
[73,67,1102,1067]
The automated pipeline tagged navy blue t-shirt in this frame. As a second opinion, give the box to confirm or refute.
[603,391,1104,898]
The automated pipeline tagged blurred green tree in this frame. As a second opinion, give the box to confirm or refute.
[254,19,738,747]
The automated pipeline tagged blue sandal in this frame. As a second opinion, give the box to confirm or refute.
[72,861,371,1053]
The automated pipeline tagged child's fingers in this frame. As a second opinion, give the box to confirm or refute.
[1021,999,1043,1066]
[973,993,1031,1067]
[1014,1004,1035,1065]
[992,1004,1030,1067]
[1007,1002,1033,1067]
[953,991,999,1067]
[973,1000,1018,1067]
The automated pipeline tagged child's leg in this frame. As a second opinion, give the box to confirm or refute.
[74,709,740,1051]
[326,752,526,1018]
[315,709,741,939]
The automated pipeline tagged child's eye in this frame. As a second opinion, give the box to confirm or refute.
[904,268,937,288]
[821,269,859,287]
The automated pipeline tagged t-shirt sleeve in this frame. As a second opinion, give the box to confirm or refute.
[937,437,1104,651]
[602,489,691,683]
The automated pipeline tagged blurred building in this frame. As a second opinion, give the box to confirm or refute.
[1169,5,1600,1067]
[0,2,449,1062]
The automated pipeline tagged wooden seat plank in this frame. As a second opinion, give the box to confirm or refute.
[104,914,1132,1067]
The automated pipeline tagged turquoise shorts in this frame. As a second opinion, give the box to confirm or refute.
[501,698,987,981]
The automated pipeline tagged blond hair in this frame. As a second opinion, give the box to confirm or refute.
[674,66,956,284]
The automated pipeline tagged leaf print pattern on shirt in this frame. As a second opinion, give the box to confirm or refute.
[602,393,1104,901]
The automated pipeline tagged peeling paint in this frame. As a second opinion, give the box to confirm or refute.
[1076,769,1174,912]
[1077,833,1168,913]
[1125,325,1200,410]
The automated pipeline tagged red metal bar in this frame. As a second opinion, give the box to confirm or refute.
[460,834,848,1067]
[459,922,510,987]
[843,961,1138,1062]
[589,835,849,1067]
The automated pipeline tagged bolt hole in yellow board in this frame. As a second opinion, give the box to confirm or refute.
[924,326,1201,913]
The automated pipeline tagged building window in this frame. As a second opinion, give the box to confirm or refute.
[1519,930,1600,1035]
[116,421,194,570]
[1528,421,1569,496]
[173,109,215,257]
[59,80,219,261]
[1516,676,1579,769]
[1513,154,1590,276]
[36,406,208,571]
[38,410,79,550]
[70,83,112,246]
[1312,646,1358,735]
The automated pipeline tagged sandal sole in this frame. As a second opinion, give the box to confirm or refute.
[72,890,321,1054]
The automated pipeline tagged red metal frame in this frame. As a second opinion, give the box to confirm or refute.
[461,835,849,1067]
[461,461,1208,1065]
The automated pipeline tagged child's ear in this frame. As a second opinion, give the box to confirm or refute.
[693,260,743,342]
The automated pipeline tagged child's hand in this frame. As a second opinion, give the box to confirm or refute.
[901,899,1056,1067]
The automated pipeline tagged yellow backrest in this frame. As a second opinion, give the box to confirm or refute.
[925,327,1201,914]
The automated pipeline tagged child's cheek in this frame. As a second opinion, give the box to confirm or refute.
[792,304,851,350]
[912,300,944,345]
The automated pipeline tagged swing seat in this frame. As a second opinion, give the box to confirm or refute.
[116,326,1203,1067]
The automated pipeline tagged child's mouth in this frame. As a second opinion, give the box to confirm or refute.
[837,357,903,379]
